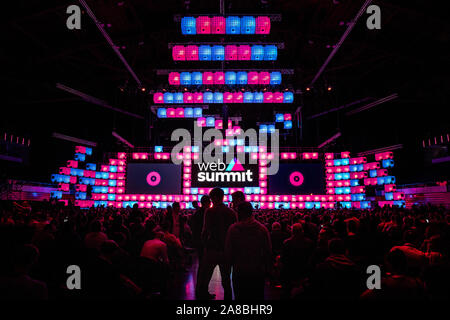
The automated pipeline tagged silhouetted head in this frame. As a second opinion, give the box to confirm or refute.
[90,220,102,232]
[387,249,407,274]
[291,223,304,237]
[272,222,281,232]
[237,202,253,221]
[172,202,181,214]
[231,191,246,209]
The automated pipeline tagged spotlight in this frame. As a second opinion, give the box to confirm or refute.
[327,86,332,91]
[306,87,311,91]
[141,87,146,92]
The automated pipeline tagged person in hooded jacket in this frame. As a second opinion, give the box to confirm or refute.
[225,202,272,300]
[309,238,363,300]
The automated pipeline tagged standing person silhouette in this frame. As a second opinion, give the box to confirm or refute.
[225,202,272,300]
[196,188,236,300]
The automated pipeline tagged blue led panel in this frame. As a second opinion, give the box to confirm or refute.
[241,16,256,34]
[225,72,237,85]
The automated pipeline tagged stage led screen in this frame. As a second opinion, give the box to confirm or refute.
[268,163,325,195]
[191,158,259,188]
[126,163,181,194]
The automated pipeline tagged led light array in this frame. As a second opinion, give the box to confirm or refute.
[274,113,293,130]
[324,151,404,208]
[168,71,282,86]
[172,45,278,61]
[51,147,127,204]
[181,16,271,35]
[153,91,294,104]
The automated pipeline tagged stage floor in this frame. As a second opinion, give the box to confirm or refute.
[168,253,281,300]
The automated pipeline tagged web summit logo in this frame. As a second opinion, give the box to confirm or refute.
[197,159,253,183]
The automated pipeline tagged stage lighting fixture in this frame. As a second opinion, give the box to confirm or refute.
[226,16,241,34]
[155,146,163,152]
[248,72,259,85]
[212,45,225,60]
[238,45,251,60]
[273,92,284,103]
[206,116,215,127]
[192,72,203,85]
[186,45,199,60]
[225,45,238,60]
[267,124,276,133]
[214,72,225,84]
[154,92,164,103]
[199,45,212,60]
[275,113,284,122]
[251,45,265,60]
[225,72,237,85]
[183,92,194,103]
[169,72,180,85]
[259,72,270,85]
[163,92,173,103]
[270,72,282,85]
[264,45,278,60]
[193,92,203,103]
[244,92,254,103]
[259,124,268,133]
[233,92,244,103]
[167,108,176,117]
[173,45,186,60]
[284,120,293,129]
[193,107,203,117]
[224,92,233,103]
[263,91,274,103]
[203,72,214,84]
[254,92,264,103]
[203,91,214,103]
[184,107,194,117]
[283,91,294,103]
[213,92,223,103]
[180,72,192,85]
[174,92,184,103]
[157,108,167,118]
[181,17,196,34]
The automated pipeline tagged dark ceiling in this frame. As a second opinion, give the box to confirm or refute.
[1,0,449,182]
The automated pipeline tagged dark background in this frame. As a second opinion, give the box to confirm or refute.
[125,163,181,194]
[191,162,259,188]
[268,163,325,195]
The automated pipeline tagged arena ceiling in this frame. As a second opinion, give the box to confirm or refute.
[1,0,449,182]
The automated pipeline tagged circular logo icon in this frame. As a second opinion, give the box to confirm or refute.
[289,171,304,187]
[146,171,161,186]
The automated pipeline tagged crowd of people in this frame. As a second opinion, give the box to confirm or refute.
[0,190,449,300]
